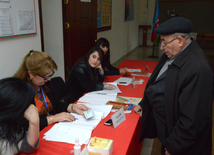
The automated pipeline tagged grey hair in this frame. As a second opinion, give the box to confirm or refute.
[173,33,190,39]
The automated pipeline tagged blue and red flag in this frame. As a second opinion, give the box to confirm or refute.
[151,0,159,45]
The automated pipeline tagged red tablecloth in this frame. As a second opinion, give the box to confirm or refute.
[22,60,158,155]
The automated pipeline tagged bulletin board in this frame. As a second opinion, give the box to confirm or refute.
[0,0,36,39]
[97,0,112,32]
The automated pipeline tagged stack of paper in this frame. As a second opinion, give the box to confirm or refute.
[44,111,104,145]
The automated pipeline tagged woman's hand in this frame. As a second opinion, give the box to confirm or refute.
[96,63,103,71]
[24,104,39,124]
[134,105,143,116]
[165,149,171,155]
[106,84,116,90]
[24,104,39,147]
[119,68,128,75]
[48,112,76,125]
[73,104,90,117]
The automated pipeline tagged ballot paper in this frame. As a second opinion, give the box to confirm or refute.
[44,124,92,145]
[95,82,122,94]
[77,104,112,119]
[78,92,117,105]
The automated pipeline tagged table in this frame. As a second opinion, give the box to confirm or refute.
[22,60,158,155]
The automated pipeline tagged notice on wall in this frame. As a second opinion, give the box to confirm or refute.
[0,8,13,36]
[0,0,36,39]
[17,11,34,31]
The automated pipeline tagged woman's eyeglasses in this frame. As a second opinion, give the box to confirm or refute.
[38,71,55,80]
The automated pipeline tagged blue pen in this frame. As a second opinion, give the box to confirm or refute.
[127,104,134,110]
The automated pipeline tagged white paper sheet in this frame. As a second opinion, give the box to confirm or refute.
[44,124,92,145]
[126,69,141,72]
[44,111,104,145]
[94,82,122,94]
[77,104,113,119]
[78,92,117,105]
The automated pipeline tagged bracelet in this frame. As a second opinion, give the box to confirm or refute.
[71,104,74,112]
[49,116,53,124]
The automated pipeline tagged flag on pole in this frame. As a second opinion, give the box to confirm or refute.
[151,0,159,46]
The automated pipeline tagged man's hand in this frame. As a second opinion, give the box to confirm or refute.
[134,105,142,116]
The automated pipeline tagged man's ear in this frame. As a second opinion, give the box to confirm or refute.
[177,36,185,46]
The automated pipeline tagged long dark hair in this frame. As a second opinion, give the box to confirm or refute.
[95,38,110,68]
[0,77,35,153]
[86,46,104,83]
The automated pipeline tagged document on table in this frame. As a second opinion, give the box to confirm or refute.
[44,111,104,145]
[95,82,122,94]
[114,77,133,85]
[77,103,113,118]
[126,69,141,72]
[44,124,92,145]
[78,92,117,105]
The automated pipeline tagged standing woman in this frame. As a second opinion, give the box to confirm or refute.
[14,50,89,131]
[66,46,115,102]
[95,37,128,76]
[0,77,39,155]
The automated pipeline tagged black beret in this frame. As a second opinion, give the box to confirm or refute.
[154,17,193,36]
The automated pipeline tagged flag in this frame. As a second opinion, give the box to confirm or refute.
[151,0,159,46]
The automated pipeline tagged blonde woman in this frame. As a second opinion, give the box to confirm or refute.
[14,50,89,131]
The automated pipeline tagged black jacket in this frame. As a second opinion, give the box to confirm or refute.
[66,56,105,103]
[104,64,120,76]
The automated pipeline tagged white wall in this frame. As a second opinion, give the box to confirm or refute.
[0,0,41,79]
[139,0,156,46]
[0,0,156,80]
[41,0,64,79]
[97,0,156,64]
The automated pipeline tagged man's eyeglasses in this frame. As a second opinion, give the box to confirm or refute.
[159,37,178,48]
[38,71,55,80]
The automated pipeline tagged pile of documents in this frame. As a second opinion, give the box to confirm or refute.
[44,111,105,145]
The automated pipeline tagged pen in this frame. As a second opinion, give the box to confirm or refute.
[119,82,127,84]
[97,93,106,95]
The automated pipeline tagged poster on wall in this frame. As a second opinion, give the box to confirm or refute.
[125,0,134,21]
[97,0,111,32]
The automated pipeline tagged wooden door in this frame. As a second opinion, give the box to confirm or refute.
[62,0,97,79]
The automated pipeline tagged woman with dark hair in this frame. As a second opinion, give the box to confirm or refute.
[14,50,89,131]
[66,46,116,102]
[0,77,39,155]
[95,38,128,76]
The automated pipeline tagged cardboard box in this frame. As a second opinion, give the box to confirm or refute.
[87,137,113,155]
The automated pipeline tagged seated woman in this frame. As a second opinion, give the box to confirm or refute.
[14,50,89,131]
[95,38,128,76]
[66,46,115,102]
[0,77,39,155]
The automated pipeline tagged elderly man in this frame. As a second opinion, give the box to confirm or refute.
[134,17,213,155]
